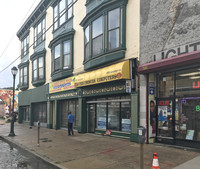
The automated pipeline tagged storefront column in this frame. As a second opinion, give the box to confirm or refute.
[30,104,34,126]
[54,100,60,130]
[47,100,53,129]
[130,92,139,142]
[78,97,87,133]
[18,107,23,124]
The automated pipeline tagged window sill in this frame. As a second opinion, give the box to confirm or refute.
[32,79,45,87]
[83,48,126,70]
[51,68,73,81]
[19,85,29,91]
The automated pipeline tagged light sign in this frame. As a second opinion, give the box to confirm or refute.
[193,81,200,89]
[196,105,200,111]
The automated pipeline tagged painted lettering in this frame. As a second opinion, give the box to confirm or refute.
[193,81,200,89]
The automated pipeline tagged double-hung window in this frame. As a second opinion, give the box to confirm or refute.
[21,35,29,57]
[53,0,73,30]
[53,41,72,72]
[108,8,120,50]
[34,18,45,47]
[33,57,44,81]
[20,67,28,86]
[63,40,71,69]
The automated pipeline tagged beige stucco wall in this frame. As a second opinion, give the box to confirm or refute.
[45,6,53,84]
[28,27,34,90]
[125,0,140,60]
[73,0,86,75]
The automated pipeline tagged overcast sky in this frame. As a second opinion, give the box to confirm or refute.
[0,0,41,88]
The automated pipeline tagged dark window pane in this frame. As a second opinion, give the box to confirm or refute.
[92,35,103,56]
[54,57,60,71]
[85,43,90,59]
[33,70,37,81]
[109,29,119,49]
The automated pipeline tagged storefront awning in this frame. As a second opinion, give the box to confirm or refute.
[75,60,130,87]
[138,51,200,74]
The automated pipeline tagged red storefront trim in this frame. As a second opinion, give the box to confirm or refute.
[138,51,200,74]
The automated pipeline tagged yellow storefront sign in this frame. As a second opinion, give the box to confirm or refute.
[75,60,130,87]
[49,76,76,93]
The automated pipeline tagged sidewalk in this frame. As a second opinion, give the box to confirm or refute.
[0,121,200,169]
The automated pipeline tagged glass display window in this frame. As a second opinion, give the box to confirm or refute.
[108,102,120,131]
[176,67,200,97]
[158,73,174,98]
[175,98,200,141]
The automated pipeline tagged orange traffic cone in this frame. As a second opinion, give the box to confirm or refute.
[152,153,160,169]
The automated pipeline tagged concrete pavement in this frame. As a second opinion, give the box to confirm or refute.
[0,120,200,169]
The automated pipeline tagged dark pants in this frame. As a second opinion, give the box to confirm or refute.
[68,123,74,135]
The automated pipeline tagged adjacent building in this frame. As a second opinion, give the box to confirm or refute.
[17,0,140,141]
[139,0,200,148]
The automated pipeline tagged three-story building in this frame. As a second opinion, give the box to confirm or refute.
[17,0,140,141]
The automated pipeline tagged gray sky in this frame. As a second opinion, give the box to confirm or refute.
[0,0,41,88]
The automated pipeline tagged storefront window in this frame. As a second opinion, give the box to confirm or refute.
[175,98,200,141]
[60,99,78,127]
[157,100,173,138]
[96,103,107,129]
[176,67,200,97]
[121,102,131,132]
[159,73,174,98]
[108,102,120,131]
[33,102,47,123]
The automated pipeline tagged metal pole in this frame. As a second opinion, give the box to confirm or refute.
[37,121,40,147]
[8,75,16,136]
[140,143,144,169]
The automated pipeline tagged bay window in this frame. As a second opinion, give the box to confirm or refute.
[53,0,73,30]
[83,7,123,61]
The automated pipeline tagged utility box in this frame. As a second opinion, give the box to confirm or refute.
[137,126,146,144]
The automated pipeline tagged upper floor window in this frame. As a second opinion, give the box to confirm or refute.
[34,18,45,47]
[108,8,120,50]
[21,35,29,57]
[33,57,44,81]
[53,0,73,30]
[92,16,103,56]
[52,40,72,73]
[84,7,121,60]
[20,67,28,86]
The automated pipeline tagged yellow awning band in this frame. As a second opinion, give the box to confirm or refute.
[75,60,130,87]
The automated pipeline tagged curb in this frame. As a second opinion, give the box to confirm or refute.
[0,136,68,169]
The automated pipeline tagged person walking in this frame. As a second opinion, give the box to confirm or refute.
[68,112,74,136]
